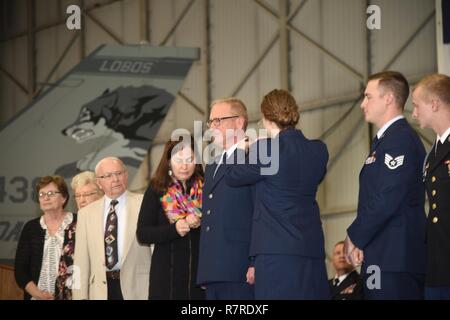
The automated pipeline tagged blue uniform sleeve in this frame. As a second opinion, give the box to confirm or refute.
[225,139,273,187]
[347,139,417,250]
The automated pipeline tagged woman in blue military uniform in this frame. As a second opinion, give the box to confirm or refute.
[226,89,329,299]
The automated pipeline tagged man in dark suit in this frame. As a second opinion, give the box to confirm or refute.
[345,71,427,299]
[412,73,450,299]
[197,98,254,300]
[329,241,363,300]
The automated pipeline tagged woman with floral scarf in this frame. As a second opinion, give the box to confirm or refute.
[137,136,205,300]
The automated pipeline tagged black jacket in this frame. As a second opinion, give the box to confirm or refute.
[14,214,77,300]
[329,270,364,300]
[424,136,450,286]
[136,186,204,300]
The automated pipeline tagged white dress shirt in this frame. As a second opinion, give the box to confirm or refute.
[437,126,450,144]
[103,192,127,271]
[213,138,246,177]
[334,272,350,287]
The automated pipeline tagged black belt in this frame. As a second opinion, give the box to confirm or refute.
[106,270,120,280]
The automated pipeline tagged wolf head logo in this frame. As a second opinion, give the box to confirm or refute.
[57,85,173,176]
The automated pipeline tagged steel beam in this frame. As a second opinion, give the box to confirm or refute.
[27,0,36,101]
[230,32,280,96]
[0,66,29,95]
[34,32,80,97]
[159,0,196,46]
[382,10,435,71]
[85,11,124,44]
[278,0,290,90]
[253,0,364,82]
[204,0,212,120]
[140,0,150,43]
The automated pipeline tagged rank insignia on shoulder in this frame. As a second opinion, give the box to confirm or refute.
[385,153,404,169]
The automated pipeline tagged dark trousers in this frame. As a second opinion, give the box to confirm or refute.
[205,282,254,300]
[425,286,450,300]
[362,271,424,300]
[107,278,124,300]
[254,254,330,300]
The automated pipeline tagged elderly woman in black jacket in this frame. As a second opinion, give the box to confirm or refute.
[15,175,76,300]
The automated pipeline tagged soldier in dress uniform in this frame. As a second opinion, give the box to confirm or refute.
[329,241,363,300]
[412,73,450,300]
[344,71,427,300]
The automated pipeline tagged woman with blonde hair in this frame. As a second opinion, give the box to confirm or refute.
[71,171,103,209]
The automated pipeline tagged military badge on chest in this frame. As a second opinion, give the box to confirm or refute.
[446,159,450,176]
[365,151,376,165]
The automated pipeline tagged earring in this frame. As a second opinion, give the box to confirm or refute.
[168,169,173,176]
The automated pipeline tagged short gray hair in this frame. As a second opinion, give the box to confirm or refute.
[94,156,126,175]
[71,171,100,192]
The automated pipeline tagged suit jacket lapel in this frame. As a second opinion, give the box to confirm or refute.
[206,148,246,192]
[373,118,407,151]
[206,153,227,193]
[336,271,357,292]
[429,138,450,173]
[121,191,137,265]
[332,271,359,297]
[362,118,407,176]
[93,198,106,265]
[371,137,382,152]
[209,163,228,192]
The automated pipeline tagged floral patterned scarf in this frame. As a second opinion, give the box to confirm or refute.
[54,213,77,300]
[160,177,203,224]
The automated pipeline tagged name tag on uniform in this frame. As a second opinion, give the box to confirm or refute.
[365,151,376,165]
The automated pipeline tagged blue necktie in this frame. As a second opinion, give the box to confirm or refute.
[213,152,227,178]
[371,136,379,150]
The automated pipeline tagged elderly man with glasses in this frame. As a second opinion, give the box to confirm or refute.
[73,156,151,300]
